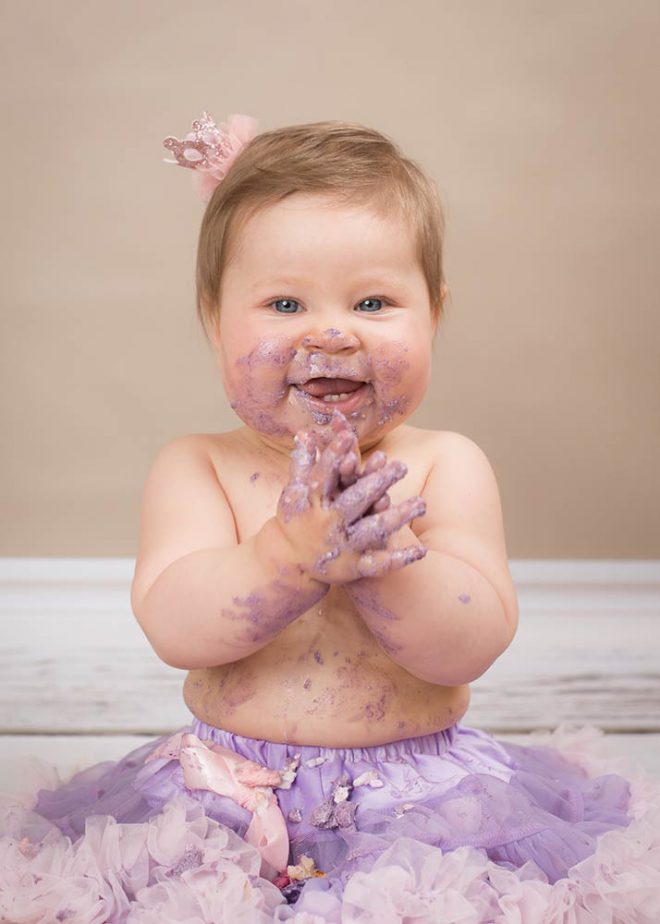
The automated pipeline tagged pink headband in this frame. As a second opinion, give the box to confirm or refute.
[162,111,260,203]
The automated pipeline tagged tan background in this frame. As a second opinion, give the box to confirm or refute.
[1,0,658,558]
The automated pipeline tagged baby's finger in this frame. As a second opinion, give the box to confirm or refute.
[357,545,427,578]
[316,429,356,499]
[313,409,353,449]
[334,460,408,524]
[290,431,318,482]
[329,409,353,435]
[347,497,426,552]
[278,482,310,523]
[339,451,360,488]
[362,451,387,477]
[371,494,391,514]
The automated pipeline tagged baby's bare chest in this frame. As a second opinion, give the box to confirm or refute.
[182,429,469,745]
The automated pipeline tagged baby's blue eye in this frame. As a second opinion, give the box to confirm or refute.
[270,297,386,313]
[356,298,384,312]
[271,298,301,314]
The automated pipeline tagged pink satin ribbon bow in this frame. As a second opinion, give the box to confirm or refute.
[145,731,289,873]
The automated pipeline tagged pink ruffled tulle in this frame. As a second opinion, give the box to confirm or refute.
[1,723,659,923]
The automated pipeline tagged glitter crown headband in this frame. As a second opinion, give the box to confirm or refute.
[162,112,260,203]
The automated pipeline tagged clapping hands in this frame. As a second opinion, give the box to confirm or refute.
[276,412,427,583]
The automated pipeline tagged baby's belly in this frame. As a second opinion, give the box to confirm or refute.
[182,592,470,747]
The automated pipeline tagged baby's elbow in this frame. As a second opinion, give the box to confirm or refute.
[134,620,184,669]
[404,657,485,687]
[131,603,190,670]
[463,618,517,683]
[418,621,516,686]
[135,620,235,671]
[152,641,194,671]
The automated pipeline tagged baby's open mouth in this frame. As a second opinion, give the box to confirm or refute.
[294,377,369,405]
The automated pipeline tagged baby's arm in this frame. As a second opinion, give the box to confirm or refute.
[344,433,519,687]
[131,436,330,670]
[130,428,417,670]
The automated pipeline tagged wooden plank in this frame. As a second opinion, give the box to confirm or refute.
[469,608,660,731]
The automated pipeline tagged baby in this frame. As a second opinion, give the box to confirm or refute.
[10,114,646,923]
[130,118,519,753]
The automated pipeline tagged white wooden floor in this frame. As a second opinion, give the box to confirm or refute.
[1,559,659,797]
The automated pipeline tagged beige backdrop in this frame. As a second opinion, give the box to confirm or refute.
[1,1,658,558]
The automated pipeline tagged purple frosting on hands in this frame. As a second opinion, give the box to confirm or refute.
[277,411,426,584]
[333,460,408,524]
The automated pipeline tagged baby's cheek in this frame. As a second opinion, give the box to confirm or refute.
[227,336,296,435]
[369,341,415,425]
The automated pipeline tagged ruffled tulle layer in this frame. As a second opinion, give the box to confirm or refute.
[1,723,659,923]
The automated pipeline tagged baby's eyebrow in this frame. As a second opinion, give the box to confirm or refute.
[249,276,308,292]
[250,271,412,293]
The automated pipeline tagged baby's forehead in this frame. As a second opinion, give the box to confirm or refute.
[231,188,408,238]
[216,193,425,310]
[231,194,416,265]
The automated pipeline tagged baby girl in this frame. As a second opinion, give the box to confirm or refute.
[8,113,655,924]
[131,120,519,754]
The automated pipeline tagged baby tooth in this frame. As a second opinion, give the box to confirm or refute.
[322,393,351,403]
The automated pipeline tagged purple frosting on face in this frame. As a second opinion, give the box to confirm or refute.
[310,407,334,425]
[366,342,415,429]
[237,340,296,369]
[377,394,410,426]
[224,324,422,446]
[229,337,296,436]
[372,347,410,386]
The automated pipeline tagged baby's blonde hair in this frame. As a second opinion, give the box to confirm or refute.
[196,120,445,340]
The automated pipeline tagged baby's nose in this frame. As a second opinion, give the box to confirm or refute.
[301,328,360,352]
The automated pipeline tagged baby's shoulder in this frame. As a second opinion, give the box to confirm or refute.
[391,424,488,471]
[164,429,256,480]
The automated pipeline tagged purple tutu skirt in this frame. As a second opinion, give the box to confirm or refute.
[1,718,659,923]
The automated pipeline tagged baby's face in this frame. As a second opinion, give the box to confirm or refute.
[210,192,438,452]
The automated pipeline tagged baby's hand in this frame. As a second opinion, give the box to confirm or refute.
[276,418,427,582]
[299,411,392,509]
